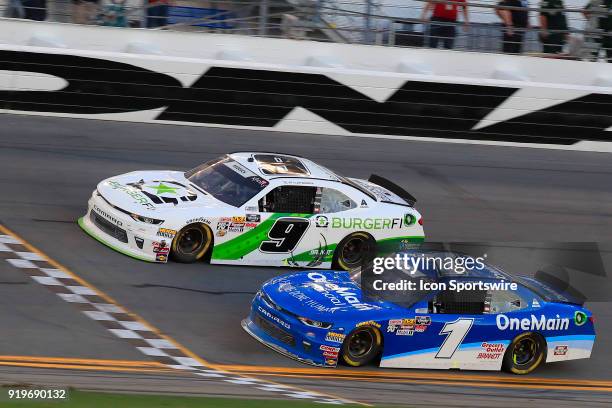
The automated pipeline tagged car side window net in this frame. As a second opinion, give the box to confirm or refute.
[432,289,487,315]
[259,186,317,214]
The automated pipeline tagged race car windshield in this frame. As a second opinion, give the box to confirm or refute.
[186,157,268,207]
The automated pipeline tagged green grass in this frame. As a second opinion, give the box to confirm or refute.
[1,390,363,407]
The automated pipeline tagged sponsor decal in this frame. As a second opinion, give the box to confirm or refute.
[323,351,339,358]
[313,215,329,228]
[245,206,257,212]
[134,237,144,248]
[93,204,123,226]
[476,342,505,360]
[554,345,568,356]
[153,240,169,254]
[246,214,261,223]
[399,239,418,250]
[532,299,541,308]
[257,305,290,329]
[325,332,346,343]
[360,199,368,208]
[228,223,245,233]
[496,314,570,331]
[186,217,211,224]
[320,345,340,352]
[216,229,227,237]
[229,163,246,174]
[308,249,333,256]
[146,182,178,195]
[232,216,246,223]
[574,311,588,326]
[125,179,197,206]
[153,240,169,262]
[415,316,431,325]
[107,180,156,210]
[325,359,337,366]
[356,321,381,328]
[306,272,380,312]
[389,317,429,333]
[249,176,269,188]
[156,228,177,238]
[331,217,403,230]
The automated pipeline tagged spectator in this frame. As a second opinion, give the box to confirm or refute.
[4,0,25,18]
[539,0,568,53]
[22,0,46,20]
[99,0,127,27]
[497,0,530,54]
[73,0,100,24]
[421,0,469,49]
[583,0,612,62]
[147,0,169,28]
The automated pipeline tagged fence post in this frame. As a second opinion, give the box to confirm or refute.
[364,0,373,43]
[258,0,269,36]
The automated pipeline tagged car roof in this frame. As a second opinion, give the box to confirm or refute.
[228,152,342,182]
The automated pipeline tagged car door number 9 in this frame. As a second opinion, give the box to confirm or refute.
[435,318,474,359]
[259,218,310,253]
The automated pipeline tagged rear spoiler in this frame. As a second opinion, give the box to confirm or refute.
[368,174,417,207]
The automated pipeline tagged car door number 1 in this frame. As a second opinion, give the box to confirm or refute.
[435,318,474,359]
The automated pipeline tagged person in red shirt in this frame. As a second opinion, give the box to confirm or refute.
[421,0,470,49]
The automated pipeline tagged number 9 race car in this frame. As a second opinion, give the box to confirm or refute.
[242,251,595,374]
[79,152,424,269]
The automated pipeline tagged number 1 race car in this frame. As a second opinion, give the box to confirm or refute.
[79,152,424,269]
[242,252,595,374]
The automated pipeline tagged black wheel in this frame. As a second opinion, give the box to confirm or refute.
[502,332,546,374]
[332,232,376,271]
[341,326,382,367]
[171,224,213,263]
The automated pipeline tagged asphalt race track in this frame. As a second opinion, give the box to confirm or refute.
[1,113,611,407]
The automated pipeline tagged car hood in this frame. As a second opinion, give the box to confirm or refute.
[97,170,229,215]
[262,271,399,321]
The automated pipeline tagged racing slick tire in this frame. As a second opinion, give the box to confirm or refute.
[171,223,213,263]
[341,325,383,367]
[502,332,547,374]
[333,232,376,271]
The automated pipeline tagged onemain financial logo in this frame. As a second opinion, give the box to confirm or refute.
[497,314,570,331]
[373,253,486,274]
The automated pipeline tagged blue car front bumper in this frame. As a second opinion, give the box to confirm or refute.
[242,293,342,367]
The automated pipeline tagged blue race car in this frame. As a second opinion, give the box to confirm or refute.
[242,252,595,374]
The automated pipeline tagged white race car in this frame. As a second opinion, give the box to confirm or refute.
[79,152,425,269]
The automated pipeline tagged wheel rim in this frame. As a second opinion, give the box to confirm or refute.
[177,227,205,255]
[341,237,368,265]
[348,329,374,359]
[513,337,538,366]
